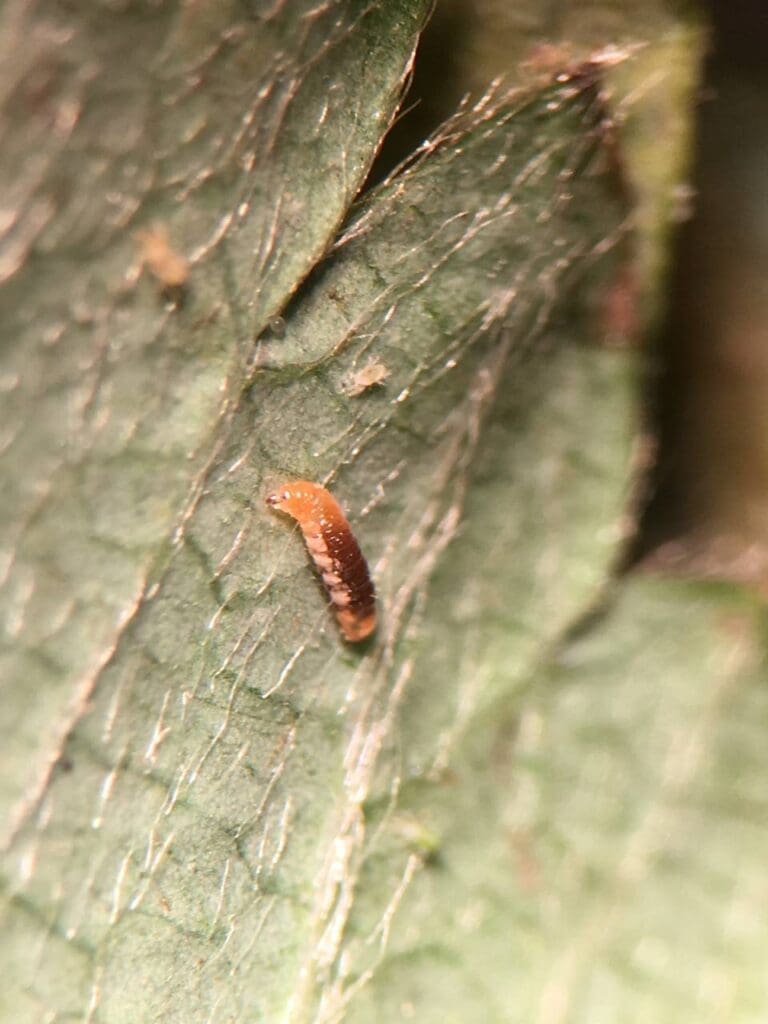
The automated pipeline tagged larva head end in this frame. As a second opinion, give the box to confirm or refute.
[266,481,317,515]
[266,486,293,508]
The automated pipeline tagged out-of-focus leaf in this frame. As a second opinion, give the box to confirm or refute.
[0,0,429,835]
[382,1,705,328]
[346,577,767,1024]
[1,60,638,1022]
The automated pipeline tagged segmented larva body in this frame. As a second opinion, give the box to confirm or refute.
[266,480,377,643]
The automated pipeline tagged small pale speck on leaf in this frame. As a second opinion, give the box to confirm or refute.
[341,360,390,397]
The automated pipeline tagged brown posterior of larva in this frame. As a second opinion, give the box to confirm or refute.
[266,480,377,643]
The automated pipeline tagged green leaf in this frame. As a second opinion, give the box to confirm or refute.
[346,577,767,1024]
[0,0,429,837]
[1,56,638,1019]
[1,5,720,1024]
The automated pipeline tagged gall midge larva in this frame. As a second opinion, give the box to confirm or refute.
[266,480,377,643]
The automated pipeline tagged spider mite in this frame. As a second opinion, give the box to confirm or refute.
[341,360,390,398]
[134,222,189,306]
[266,480,376,642]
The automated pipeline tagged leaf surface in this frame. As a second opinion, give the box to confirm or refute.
[0,0,429,837]
[347,577,768,1024]
[0,58,640,1021]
